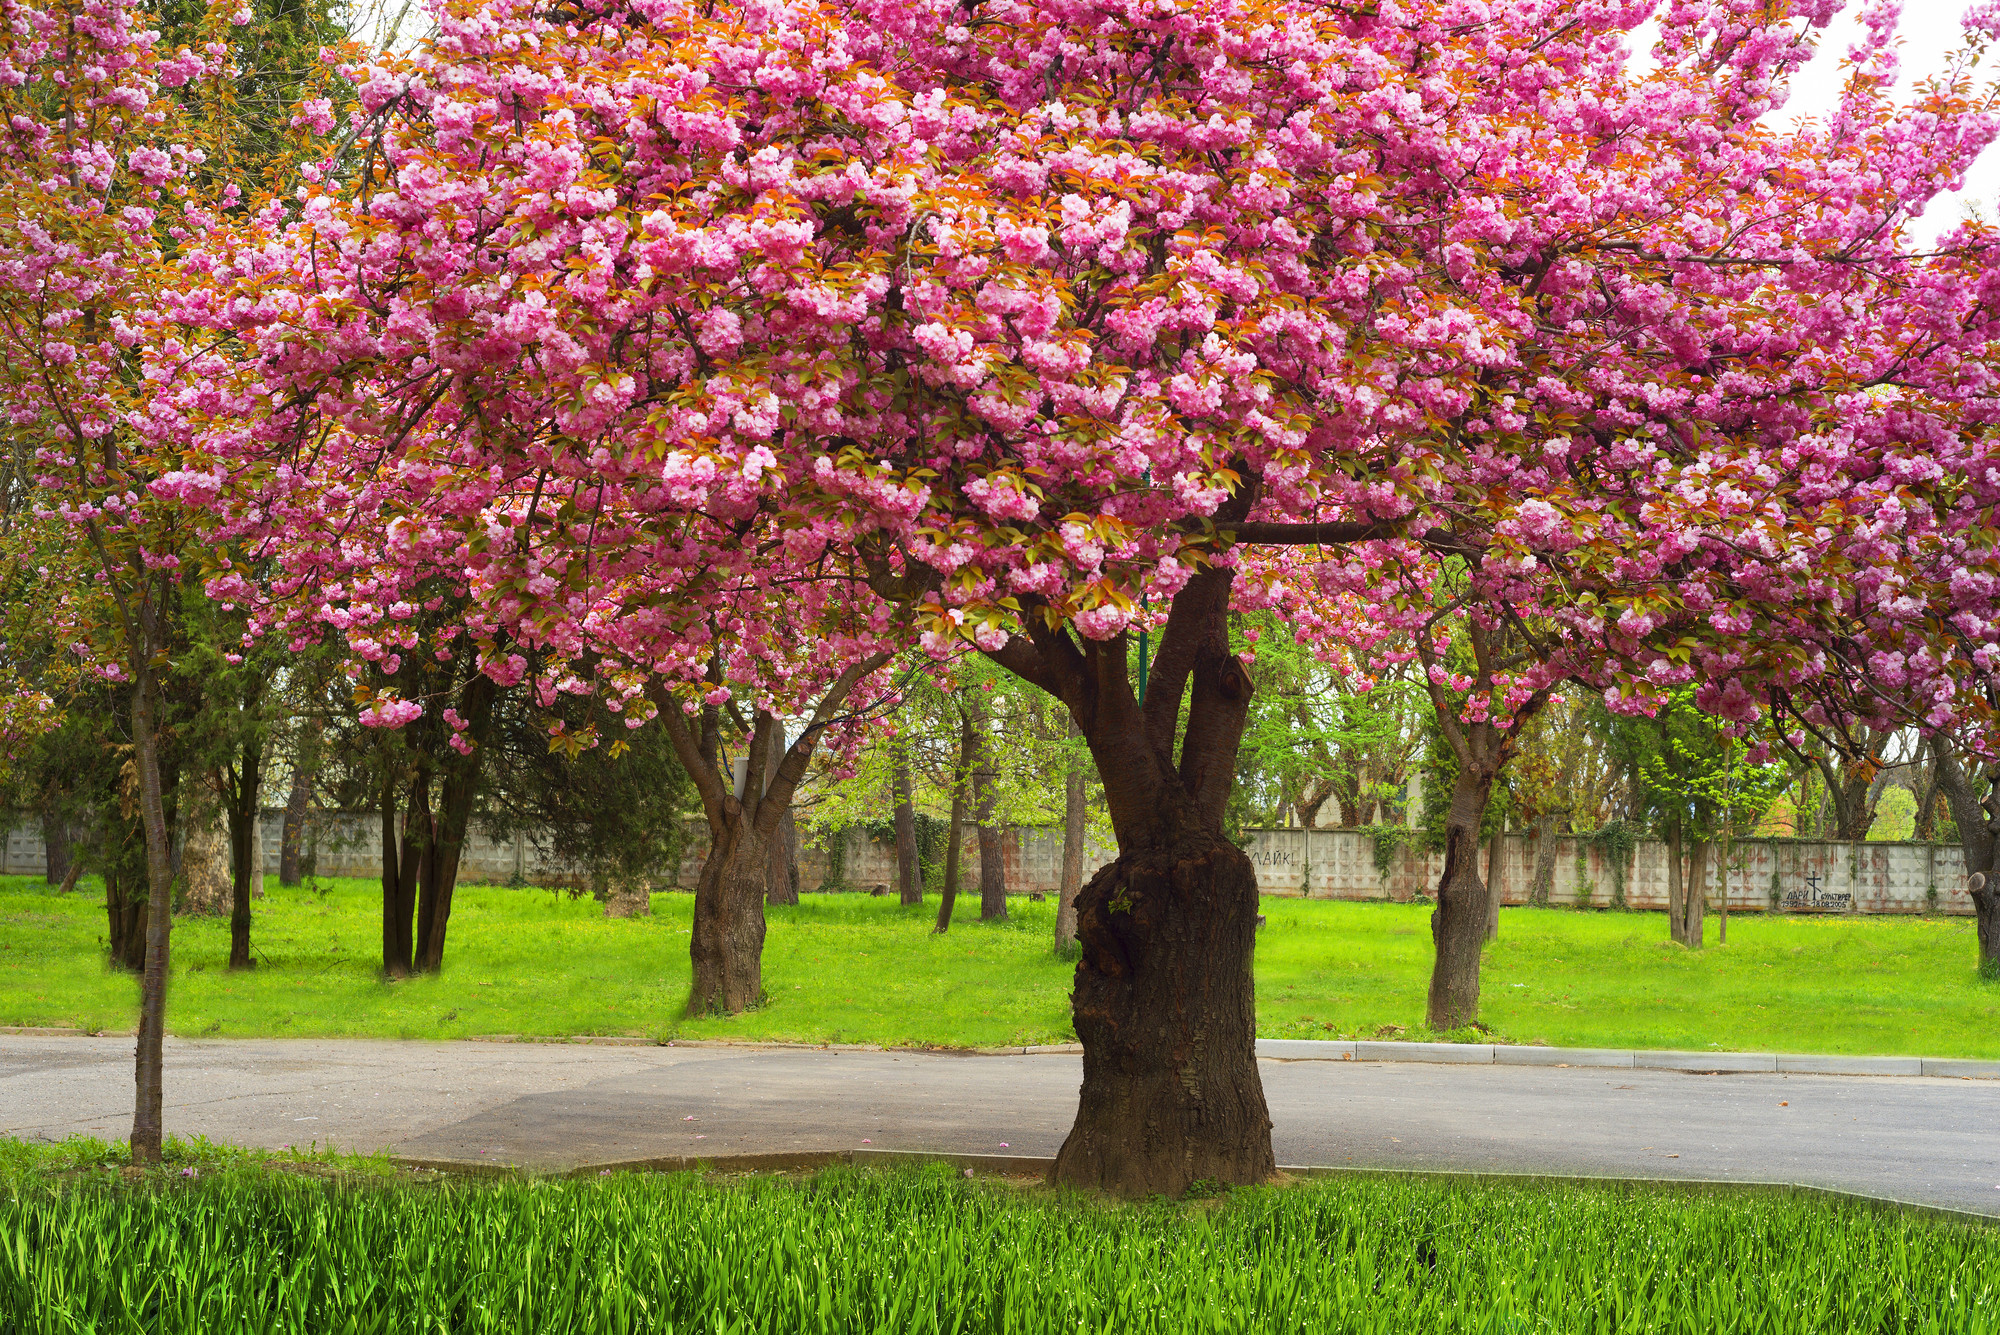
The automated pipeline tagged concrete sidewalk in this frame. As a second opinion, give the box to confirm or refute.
[3,1036,1997,1216]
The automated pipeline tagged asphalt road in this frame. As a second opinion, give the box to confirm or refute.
[3,1036,1995,1215]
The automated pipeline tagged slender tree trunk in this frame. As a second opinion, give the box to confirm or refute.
[935,710,973,934]
[1056,724,1086,951]
[1717,824,1731,945]
[58,857,83,896]
[1428,764,1496,1030]
[1484,818,1505,940]
[128,660,177,1165]
[380,766,414,978]
[226,735,263,972]
[413,675,494,973]
[1665,821,1686,944]
[973,714,1006,921]
[893,745,920,906]
[278,732,315,886]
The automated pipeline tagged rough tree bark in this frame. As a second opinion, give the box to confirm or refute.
[1056,719,1086,951]
[893,744,921,906]
[1429,762,1497,1029]
[1528,814,1559,907]
[125,615,178,1164]
[766,803,800,905]
[1665,824,1708,947]
[934,709,974,934]
[982,564,1272,1197]
[1931,746,2000,978]
[655,655,889,1015]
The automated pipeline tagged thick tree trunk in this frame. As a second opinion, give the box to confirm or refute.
[1974,877,2000,979]
[278,736,315,886]
[128,663,177,1165]
[655,664,889,1016]
[1427,764,1495,1030]
[687,808,768,1013]
[973,717,1006,921]
[935,711,973,933]
[765,802,800,905]
[981,561,1272,1196]
[1529,815,1559,906]
[1933,747,2000,978]
[41,811,70,886]
[1056,830,1272,1196]
[1684,839,1708,947]
[893,747,920,906]
[1056,729,1086,950]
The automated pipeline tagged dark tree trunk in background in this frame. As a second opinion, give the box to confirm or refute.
[656,657,889,1015]
[225,733,264,972]
[279,724,318,886]
[971,707,1006,921]
[935,709,974,934]
[106,871,148,972]
[983,564,1271,1197]
[1428,763,1496,1030]
[1056,721,1086,951]
[380,765,417,978]
[414,674,496,973]
[1932,747,2000,977]
[893,746,921,906]
[41,812,70,886]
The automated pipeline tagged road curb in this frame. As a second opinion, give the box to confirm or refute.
[385,1149,2000,1225]
[5,1029,1991,1079]
[1253,1038,2000,1080]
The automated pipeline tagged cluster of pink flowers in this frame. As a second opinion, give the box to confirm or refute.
[17,0,1990,765]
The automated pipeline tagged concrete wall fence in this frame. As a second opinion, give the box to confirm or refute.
[1,815,1977,917]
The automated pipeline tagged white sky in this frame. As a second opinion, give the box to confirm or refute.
[1633,3,2000,244]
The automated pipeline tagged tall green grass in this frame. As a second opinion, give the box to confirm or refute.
[1,1161,1994,1333]
[3,874,1995,1055]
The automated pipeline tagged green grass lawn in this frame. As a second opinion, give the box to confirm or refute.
[2,874,1995,1056]
[3,1140,1994,1333]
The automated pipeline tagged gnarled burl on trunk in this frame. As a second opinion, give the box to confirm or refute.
[984,564,1272,1198]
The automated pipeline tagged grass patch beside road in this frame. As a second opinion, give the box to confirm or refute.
[1,1144,1993,1334]
[1,875,1994,1056]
